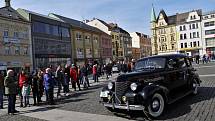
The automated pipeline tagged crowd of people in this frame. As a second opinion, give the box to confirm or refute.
[194,54,214,64]
[0,60,136,115]
[0,62,104,115]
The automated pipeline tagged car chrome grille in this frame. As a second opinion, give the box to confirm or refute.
[115,81,130,104]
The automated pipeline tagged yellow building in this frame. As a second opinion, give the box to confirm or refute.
[0,0,32,73]
[151,8,178,55]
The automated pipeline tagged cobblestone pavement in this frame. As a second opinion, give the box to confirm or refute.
[0,63,215,121]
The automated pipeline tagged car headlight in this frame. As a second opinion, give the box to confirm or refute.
[130,83,137,91]
[108,82,113,90]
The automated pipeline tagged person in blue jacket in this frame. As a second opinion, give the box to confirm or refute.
[43,68,55,105]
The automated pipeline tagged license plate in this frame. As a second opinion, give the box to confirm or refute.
[100,91,108,98]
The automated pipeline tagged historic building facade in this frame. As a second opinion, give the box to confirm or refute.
[0,0,32,72]
[202,10,215,56]
[17,9,72,69]
[49,14,104,66]
[87,19,132,61]
[151,8,178,55]
[176,10,203,56]
[130,32,151,59]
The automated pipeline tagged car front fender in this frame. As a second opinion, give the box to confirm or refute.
[138,84,169,106]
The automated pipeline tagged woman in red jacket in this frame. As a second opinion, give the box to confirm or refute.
[19,70,27,107]
[93,64,98,83]
[70,65,81,91]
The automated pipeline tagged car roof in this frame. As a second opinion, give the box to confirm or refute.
[138,54,187,61]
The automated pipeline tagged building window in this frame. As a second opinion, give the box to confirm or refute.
[189,24,191,30]
[196,23,198,28]
[76,32,82,40]
[204,21,215,27]
[193,15,196,19]
[206,38,215,46]
[205,29,215,35]
[3,31,8,37]
[5,46,10,55]
[198,41,200,46]
[23,47,28,55]
[190,33,192,39]
[183,25,186,30]
[113,50,115,55]
[14,32,19,38]
[205,16,209,19]
[184,34,187,39]
[180,26,183,31]
[194,41,197,47]
[185,43,187,48]
[193,32,196,38]
[171,35,174,41]
[192,24,195,29]
[180,34,183,40]
[112,35,114,39]
[15,46,20,55]
[211,15,215,18]
[190,42,192,47]
[197,32,199,38]
[172,44,175,49]
[181,43,183,48]
[85,35,91,43]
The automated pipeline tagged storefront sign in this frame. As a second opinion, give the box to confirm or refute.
[3,37,20,43]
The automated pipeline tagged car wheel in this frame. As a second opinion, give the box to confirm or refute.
[192,79,199,95]
[147,93,165,118]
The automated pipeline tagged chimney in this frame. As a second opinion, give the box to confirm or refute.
[5,0,11,7]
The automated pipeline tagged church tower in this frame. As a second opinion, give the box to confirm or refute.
[150,5,158,55]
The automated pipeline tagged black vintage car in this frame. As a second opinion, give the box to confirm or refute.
[100,54,201,118]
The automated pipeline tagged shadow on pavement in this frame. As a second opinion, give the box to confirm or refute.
[109,86,215,121]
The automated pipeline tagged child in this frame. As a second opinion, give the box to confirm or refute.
[22,81,31,107]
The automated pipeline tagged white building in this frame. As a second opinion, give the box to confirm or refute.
[130,32,140,48]
[176,10,203,56]
[202,10,215,57]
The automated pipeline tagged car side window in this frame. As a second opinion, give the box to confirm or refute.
[178,58,187,68]
[168,57,186,69]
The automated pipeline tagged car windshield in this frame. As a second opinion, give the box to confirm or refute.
[135,57,166,70]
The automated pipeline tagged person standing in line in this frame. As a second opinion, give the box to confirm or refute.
[80,64,90,87]
[22,79,30,107]
[93,64,98,83]
[195,55,200,64]
[55,65,64,97]
[37,70,44,103]
[0,71,4,109]
[70,65,81,91]
[32,71,39,106]
[4,70,18,115]
[43,68,55,105]
[64,64,71,95]
[18,70,27,107]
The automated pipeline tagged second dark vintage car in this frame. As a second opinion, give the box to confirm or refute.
[100,54,201,118]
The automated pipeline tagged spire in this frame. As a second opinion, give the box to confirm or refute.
[5,0,11,7]
[151,4,156,22]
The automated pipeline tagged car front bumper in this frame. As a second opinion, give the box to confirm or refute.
[102,102,145,111]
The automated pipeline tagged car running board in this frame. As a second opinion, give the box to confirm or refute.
[168,90,193,104]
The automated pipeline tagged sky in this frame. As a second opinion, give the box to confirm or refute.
[1,0,215,35]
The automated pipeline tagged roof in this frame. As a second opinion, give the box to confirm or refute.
[203,10,215,16]
[135,32,149,38]
[176,9,202,24]
[50,14,102,33]
[0,6,28,22]
[151,5,156,22]
[96,19,112,29]
[19,9,64,22]
[156,9,176,25]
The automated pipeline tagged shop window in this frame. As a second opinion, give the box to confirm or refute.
[3,30,8,37]
[15,46,20,55]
